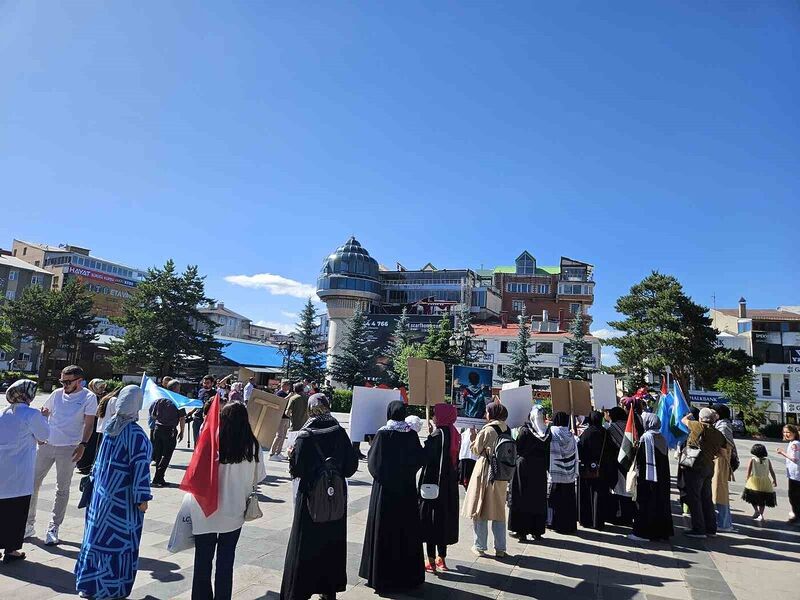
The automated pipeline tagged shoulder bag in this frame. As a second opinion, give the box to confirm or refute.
[678,429,703,469]
[420,431,444,500]
[244,458,264,522]
[579,431,607,480]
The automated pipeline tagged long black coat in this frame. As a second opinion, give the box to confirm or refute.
[633,443,674,540]
[359,428,426,593]
[508,425,550,536]
[577,425,617,529]
[418,428,459,546]
[280,420,359,600]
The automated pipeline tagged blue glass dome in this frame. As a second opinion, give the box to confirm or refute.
[317,237,382,298]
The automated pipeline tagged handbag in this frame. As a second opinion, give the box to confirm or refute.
[77,475,93,509]
[679,430,703,469]
[625,463,638,501]
[420,430,445,501]
[244,458,263,522]
[579,431,607,480]
[167,494,195,553]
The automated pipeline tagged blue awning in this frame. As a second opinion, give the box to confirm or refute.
[217,338,284,368]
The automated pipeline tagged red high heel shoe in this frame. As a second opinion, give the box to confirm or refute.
[435,556,449,571]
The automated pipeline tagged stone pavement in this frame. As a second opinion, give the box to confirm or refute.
[1,402,798,599]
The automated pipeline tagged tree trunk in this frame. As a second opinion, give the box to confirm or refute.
[37,342,52,391]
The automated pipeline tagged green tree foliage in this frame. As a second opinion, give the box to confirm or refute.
[328,305,377,389]
[716,375,766,435]
[452,304,482,365]
[392,342,426,386]
[504,311,542,386]
[110,260,223,377]
[2,279,96,381]
[421,315,459,367]
[607,272,718,394]
[384,307,412,386]
[696,347,758,389]
[287,298,326,383]
[0,314,13,353]
[562,311,593,381]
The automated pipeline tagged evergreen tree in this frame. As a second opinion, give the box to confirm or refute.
[287,298,326,383]
[3,279,96,381]
[392,342,426,386]
[607,272,718,394]
[716,375,765,435]
[384,307,413,386]
[504,310,542,386]
[562,311,594,380]
[452,304,482,365]
[110,260,223,377]
[0,314,13,353]
[421,315,458,367]
[328,305,377,389]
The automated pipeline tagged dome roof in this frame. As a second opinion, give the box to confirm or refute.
[320,236,379,279]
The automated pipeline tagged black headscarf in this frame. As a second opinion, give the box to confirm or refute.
[608,407,626,423]
[586,410,603,427]
[387,400,407,421]
[552,411,570,427]
[486,401,508,422]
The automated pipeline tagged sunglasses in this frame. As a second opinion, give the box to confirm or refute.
[59,378,81,385]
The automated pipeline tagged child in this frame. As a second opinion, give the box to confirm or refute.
[742,444,777,521]
[776,424,800,523]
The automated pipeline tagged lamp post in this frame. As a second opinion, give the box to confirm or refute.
[279,339,296,381]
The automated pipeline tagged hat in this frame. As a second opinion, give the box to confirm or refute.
[699,407,718,423]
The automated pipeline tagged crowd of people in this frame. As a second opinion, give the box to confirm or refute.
[1,367,800,600]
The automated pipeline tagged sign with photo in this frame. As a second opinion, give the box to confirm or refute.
[452,365,493,426]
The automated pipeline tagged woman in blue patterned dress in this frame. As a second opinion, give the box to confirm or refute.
[75,385,152,599]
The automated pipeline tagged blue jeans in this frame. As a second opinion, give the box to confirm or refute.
[716,504,732,529]
[473,519,506,552]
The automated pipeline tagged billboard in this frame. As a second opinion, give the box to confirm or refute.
[363,314,452,352]
[452,365,493,422]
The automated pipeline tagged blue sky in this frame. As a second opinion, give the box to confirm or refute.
[2,2,798,365]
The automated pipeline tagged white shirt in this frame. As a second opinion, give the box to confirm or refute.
[0,404,50,498]
[96,397,118,433]
[786,440,800,481]
[244,382,254,403]
[43,387,98,446]
[189,451,267,535]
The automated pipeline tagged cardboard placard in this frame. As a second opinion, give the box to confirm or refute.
[499,384,534,428]
[591,373,618,411]
[550,378,592,416]
[501,380,521,390]
[350,386,403,442]
[407,357,446,406]
[247,389,289,449]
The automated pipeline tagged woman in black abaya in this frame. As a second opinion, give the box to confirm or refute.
[508,405,550,541]
[630,413,674,541]
[359,401,426,593]
[578,411,616,530]
[606,407,635,526]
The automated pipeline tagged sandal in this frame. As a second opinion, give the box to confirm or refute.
[424,560,437,574]
[3,552,26,564]
[435,556,449,571]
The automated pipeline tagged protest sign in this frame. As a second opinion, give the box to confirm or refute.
[247,389,289,449]
[550,378,592,416]
[501,380,521,390]
[350,386,402,443]
[591,373,618,411]
[407,358,446,406]
[452,365,493,427]
[499,384,534,428]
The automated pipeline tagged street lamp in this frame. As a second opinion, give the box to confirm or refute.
[278,339,296,381]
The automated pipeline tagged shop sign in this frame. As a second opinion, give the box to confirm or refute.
[754,331,769,342]
[68,265,136,288]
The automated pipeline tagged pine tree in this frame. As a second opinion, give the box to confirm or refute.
[562,310,594,380]
[287,298,326,383]
[421,315,458,367]
[452,304,481,365]
[504,310,542,386]
[328,305,377,389]
[110,260,223,377]
[384,307,412,386]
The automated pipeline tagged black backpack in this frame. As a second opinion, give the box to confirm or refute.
[488,424,517,482]
[304,434,347,523]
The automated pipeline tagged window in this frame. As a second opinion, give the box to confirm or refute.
[52,277,59,288]
[22,247,27,256]
[559,283,591,295]
[762,376,772,397]
[536,284,549,294]
[785,375,791,398]
[12,249,16,257]
[500,341,518,354]
[737,321,752,333]
[496,364,505,377]
[515,253,535,275]
[31,275,42,286]
[8,270,18,281]
[34,260,40,267]
[562,267,586,280]
[5,290,15,300]
[535,342,554,354]
[570,303,581,315]
[507,282,532,294]
[512,299,525,312]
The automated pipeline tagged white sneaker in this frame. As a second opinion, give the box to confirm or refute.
[717,526,736,533]
[24,525,35,540]
[627,534,649,541]
[44,524,59,546]
[269,454,284,462]
[755,515,764,522]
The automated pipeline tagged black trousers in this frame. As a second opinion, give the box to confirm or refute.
[0,495,31,552]
[425,542,447,559]
[152,426,178,484]
[76,419,100,474]
[683,463,716,535]
[789,478,800,518]
[192,528,241,600]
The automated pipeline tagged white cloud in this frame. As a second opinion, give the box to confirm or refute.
[281,311,299,319]
[224,273,317,299]
[254,320,296,335]
[590,328,623,340]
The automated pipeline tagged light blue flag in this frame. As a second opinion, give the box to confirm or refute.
[668,380,691,447]
[141,374,203,410]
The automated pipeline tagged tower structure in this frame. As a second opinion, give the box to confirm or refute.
[316,237,382,375]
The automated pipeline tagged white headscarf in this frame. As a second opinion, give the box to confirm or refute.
[104,385,143,437]
[530,404,549,439]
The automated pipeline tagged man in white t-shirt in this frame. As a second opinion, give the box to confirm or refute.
[26,365,98,546]
[244,377,255,404]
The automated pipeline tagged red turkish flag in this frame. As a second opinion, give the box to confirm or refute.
[179,394,220,516]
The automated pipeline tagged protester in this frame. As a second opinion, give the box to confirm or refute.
[463,401,511,557]
[508,405,550,541]
[458,426,479,489]
[742,443,777,522]
[26,365,98,545]
[681,408,727,538]
[76,378,108,474]
[712,404,737,532]
[95,385,120,435]
[270,380,292,460]
[419,403,460,572]
[677,406,702,517]
[285,383,309,433]
[229,381,245,404]
[548,411,578,534]
[359,401,425,593]
[244,376,255,404]
[280,394,359,600]
[578,410,615,531]
[630,413,673,541]
[0,380,49,564]
[75,385,152,599]
[190,375,215,445]
[606,406,635,526]
[777,424,800,523]
[188,402,265,600]
[151,380,186,487]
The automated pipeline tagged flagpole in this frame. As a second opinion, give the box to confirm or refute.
[665,366,671,391]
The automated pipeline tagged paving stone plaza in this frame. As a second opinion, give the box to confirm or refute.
[1,402,797,600]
